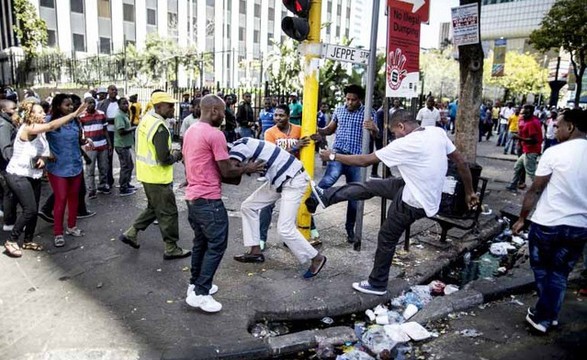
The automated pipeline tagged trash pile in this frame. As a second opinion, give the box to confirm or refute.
[249,322,290,339]
[486,217,528,276]
[336,281,459,360]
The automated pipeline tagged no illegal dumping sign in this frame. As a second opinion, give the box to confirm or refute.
[386,0,429,98]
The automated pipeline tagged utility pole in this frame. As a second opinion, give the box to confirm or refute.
[352,0,381,251]
[295,0,322,239]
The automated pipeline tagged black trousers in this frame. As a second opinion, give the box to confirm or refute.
[5,173,41,242]
[324,178,426,289]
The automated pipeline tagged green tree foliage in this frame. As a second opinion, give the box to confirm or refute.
[13,0,48,54]
[529,0,587,105]
[266,39,303,95]
[420,49,459,100]
[484,51,548,102]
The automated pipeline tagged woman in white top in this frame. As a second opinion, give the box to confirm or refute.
[3,102,86,258]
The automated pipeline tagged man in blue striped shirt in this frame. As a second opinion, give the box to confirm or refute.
[312,85,379,243]
[231,138,327,278]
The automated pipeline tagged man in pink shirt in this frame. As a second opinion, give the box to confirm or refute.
[182,95,263,313]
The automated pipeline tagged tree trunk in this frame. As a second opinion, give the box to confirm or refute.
[455,0,484,164]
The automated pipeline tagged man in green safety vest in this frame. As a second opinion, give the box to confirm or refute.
[119,92,191,260]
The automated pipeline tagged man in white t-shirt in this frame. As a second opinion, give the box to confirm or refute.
[310,110,478,296]
[415,96,440,127]
[512,108,587,334]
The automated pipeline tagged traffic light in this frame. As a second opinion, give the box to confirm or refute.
[281,0,311,41]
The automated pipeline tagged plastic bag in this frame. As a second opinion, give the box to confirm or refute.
[362,325,398,354]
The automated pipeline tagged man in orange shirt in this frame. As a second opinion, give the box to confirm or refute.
[260,104,315,249]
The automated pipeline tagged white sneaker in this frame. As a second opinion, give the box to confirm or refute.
[186,293,222,313]
[186,283,218,297]
[3,224,14,231]
[65,227,84,237]
[257,176,267,182]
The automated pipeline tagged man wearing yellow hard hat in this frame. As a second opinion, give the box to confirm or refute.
[119,92,191,260]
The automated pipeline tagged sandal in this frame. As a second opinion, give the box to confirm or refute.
[4,241,22,257]
[54,235,65,247]
[22,241,44,251]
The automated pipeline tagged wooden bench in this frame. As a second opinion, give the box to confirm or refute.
[403,176,489,251]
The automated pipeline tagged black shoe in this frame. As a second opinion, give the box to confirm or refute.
[234,253,265,263]
[163,248,191,260]
[119,234,140,249]
[38,211,54,223]
[88,191,97,200]
[77,210,96,219]
[97,186,111,195]
[128,184,138,190]
[119,188,137,197]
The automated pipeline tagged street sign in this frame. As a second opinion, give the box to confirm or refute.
[451,3,480,46]
[385,0,429,97]
[322,43,370,65]
[388,0,429,23]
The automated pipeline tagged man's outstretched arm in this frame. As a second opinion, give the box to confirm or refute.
[319,149,380,167]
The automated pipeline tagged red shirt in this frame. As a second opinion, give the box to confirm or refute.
[519,116,542,154]
[79,110,108,151]
[182,122,229,200]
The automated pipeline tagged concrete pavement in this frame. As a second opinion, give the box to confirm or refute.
[0,138,560,359]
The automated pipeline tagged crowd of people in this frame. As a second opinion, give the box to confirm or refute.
[1,85,585,333]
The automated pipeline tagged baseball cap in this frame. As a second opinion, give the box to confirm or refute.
[290,92,297,97]
[151,92,178,105]
[97,87,107,94]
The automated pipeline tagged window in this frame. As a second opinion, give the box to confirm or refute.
[98,0,111,18]
[268,7,274,21]
[40,0,54,8]
[125,40,135,47]
[254,30,260,43]
[147,9,157,25]
[73,33,86,52]
[337,4,341,15]
[206,0,214,5]
[254,4,261,17]
[327,1,332,13]
[99,37,111,54]
[240,0,246,14]
[47,30,57,47]
[71,0,84,13]
[239,27,245,41]
[336,26,340,37]
[123,4,135,22]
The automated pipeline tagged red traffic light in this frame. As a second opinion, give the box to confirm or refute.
[282,0,310,17]
[282,0,311,41]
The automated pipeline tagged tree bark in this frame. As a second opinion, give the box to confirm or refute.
[455,0,484,164]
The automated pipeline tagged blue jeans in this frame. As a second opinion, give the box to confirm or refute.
[528,223,587,324]
[259,204,274,242]
[497,125,508,146]
[187,199,229,296]
[504,131,517,154]
[318,159,361,238]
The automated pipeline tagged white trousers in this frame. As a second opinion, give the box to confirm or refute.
[241,172,318,264]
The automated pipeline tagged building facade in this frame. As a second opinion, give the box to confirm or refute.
[8,0,363,88]
[480,0,557,52]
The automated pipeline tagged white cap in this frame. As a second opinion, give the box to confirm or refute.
[97,87,107,93]
[83,92,93,99]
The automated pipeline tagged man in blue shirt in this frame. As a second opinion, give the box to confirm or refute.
[311,85,378,243]
[258,97,275,138]
[448,99,458,134]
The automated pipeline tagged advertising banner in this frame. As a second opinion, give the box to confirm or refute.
[491,38,507,77]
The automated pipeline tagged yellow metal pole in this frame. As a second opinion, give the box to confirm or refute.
[297,0,322,239]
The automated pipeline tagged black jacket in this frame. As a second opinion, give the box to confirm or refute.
[0,112,16,171]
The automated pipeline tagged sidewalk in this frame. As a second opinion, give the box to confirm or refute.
[0,151,521,359]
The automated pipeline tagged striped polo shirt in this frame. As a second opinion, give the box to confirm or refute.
[229,138,303,189]
[79,109,109,151]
